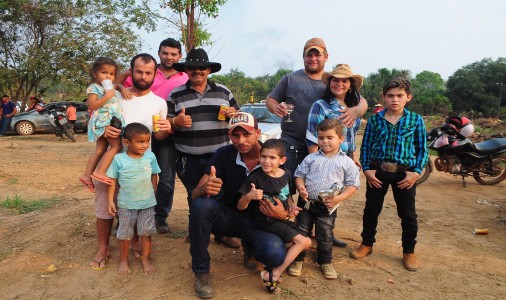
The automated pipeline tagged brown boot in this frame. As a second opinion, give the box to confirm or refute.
[403,253,419,271]
[350,244,373,259]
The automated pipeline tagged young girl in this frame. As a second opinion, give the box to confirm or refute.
[79,57,129,192]
[306,63,365,167]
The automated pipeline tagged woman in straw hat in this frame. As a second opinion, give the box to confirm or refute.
[305,63,365,167]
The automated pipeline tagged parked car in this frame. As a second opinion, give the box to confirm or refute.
[9,101,89,135]
[240,102,281,142]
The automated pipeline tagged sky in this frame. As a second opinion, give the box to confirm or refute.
[137,0,506,80]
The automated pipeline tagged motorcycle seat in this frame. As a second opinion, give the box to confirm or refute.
[473,138,506,154]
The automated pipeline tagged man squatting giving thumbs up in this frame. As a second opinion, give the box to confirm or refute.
[189,112,294,298]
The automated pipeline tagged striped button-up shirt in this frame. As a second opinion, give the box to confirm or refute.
[306,98,361,154]
[294,150,360,200]
[360,108,428,174]
[168,80,239,155]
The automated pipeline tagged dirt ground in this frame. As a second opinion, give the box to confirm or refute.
[0,133,505,300]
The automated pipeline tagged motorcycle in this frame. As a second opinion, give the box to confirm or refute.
[41,104,76,142]
[416,116,506,187]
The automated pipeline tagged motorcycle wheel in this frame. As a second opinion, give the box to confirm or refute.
[473,156,506,185]
[416,157,433,185]
[63,124,77,142]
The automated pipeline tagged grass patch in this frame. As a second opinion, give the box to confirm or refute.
[169,230,187,239]
[0,195,59,214]
[8,178,18,184]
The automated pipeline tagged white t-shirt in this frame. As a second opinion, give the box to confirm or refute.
[119,91,167,149]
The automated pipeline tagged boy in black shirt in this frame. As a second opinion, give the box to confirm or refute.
[238,139,311,294]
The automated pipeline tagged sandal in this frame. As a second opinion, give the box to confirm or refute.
[260,270,281,294]
[79,177,95,193]
[90,172,114,185]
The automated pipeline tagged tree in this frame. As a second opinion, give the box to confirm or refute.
[410,71,451,115]
[0,0,155,103]
[446,58,506,118]
[141,0,227,53]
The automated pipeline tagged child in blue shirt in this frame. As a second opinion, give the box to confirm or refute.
[107,122,161,275]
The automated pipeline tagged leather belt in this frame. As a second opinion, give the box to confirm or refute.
[371,161,408,173]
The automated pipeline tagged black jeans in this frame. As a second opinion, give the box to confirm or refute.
[175,152,213,210]
[361,169,418,253]
[152,137,177,221]
[189,197,286,275]
[294,203,336,265]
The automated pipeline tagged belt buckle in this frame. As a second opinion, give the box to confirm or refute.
[381,162,398,173]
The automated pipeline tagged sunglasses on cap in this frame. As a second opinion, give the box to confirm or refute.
[187,66,209,71]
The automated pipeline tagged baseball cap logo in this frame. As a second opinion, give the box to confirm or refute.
[230,113,249,125]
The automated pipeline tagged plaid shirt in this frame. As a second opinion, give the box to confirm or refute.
[306,99,361,154]
[360,108,428,174]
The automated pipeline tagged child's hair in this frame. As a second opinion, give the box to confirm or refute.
[322,78,361,108]
[158,38,183,53]
[89,57,119,81]
[317,119,344,137]
[382,77,412,96]
[261,139,286,158]
[123,122,150,141]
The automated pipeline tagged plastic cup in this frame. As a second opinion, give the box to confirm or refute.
[101,79,114,91]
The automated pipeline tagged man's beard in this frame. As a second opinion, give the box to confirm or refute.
[132,77,154,91]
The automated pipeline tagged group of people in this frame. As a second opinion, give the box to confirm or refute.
[82,36,428,299]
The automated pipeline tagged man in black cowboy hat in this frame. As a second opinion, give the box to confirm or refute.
[168,47,241,240]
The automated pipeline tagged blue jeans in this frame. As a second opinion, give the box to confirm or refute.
[0,116,12,135]
[361,169,418,253]
[189,197,286,275]
[152,137,176,221]
[175,153,213,210]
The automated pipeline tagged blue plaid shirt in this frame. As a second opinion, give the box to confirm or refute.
[360,108,428,174]
[306,99,361,154]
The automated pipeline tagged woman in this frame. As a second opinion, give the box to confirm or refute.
[306,64,365,167]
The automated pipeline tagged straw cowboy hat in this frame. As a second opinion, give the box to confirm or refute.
[322,64,364,90]
[173,48,221,73]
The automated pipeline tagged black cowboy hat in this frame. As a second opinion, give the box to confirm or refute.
[173,48,221,73]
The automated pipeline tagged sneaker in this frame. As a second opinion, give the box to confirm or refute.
[403,253,419,271]
[288,261,303,277]
[350,244,373,259]
[155,219,170,234]
[195,273,215,299]
[321,263,338,279]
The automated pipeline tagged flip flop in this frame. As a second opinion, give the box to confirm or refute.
[90,173,114,185]
[79,178,95,193]
[260,270,281,294]
[132,249,143,260]
[90,257,107,270]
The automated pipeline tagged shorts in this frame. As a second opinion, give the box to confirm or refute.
[116,206,156,240]
[259,220,304,243]
[94,180,115,220]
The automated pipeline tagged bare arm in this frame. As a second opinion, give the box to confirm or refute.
[87,90,115,111]
[107,179,117,216]
[266,97,287,118]
[151,174,158,194]
[191,166,223,200]
[338,97,368,127]
[237,183,263,211]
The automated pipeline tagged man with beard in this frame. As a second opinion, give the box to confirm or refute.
[122,38,188,235]
[266,38,368,249]
[89,53,172,270]
[168,48,240,249]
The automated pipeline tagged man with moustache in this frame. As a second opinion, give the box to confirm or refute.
[89,53,173,270]
[266,38,368,248]
[122,38,188,234]
[167,48,240,248]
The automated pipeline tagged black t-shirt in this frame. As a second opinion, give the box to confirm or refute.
[205,144,259,210]
[239,168,292,224]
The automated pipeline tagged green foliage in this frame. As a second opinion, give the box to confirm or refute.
[144,0,227,52]
[1,195,59,214]
[361,68,412,106]
[410,71,452,115]
[0,0,155,101]
[211,68,292,104]
[446,57,506,117]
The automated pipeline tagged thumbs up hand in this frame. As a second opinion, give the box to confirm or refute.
[204,166,222,197]
[248,183,264,201]
[174,107,192,128]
